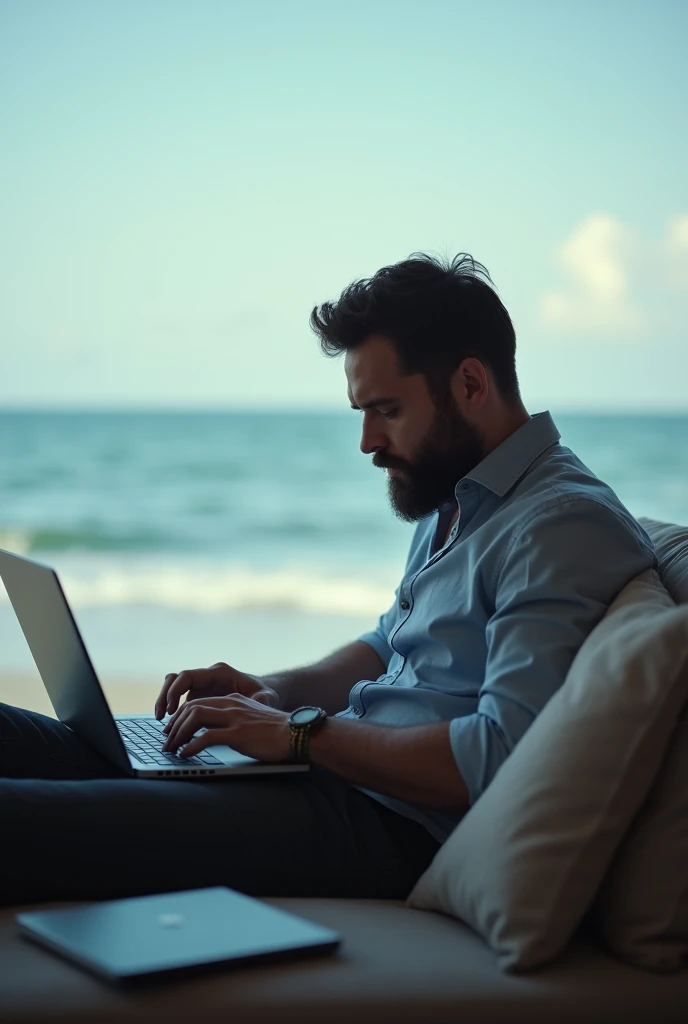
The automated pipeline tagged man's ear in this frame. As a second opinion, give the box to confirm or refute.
[450,358,489,410]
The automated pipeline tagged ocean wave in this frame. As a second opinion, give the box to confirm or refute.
[0,558,396,618]
[0,515,391,554]
[0,525,173,554]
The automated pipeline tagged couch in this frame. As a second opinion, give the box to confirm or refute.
[1,517,687,1024]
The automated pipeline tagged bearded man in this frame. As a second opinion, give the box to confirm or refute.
[0,253,655,906]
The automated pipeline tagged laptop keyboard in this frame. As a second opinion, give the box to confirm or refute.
[117,718,223,767]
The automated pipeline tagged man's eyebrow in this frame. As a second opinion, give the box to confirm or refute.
[349,396,398,410]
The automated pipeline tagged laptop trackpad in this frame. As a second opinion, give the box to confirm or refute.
[192,727,262,766]
[208,743,263,766]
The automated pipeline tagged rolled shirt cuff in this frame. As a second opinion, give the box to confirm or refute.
[449,712,511,808]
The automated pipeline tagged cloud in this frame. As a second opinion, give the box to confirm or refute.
[540,213,643,336]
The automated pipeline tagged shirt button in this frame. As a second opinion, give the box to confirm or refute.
[352,707,362,716]
[400,600,410,610]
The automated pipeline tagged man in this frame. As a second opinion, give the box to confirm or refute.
[1,253,655,907]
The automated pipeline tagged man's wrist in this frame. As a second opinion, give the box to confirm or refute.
[288,706,328,763]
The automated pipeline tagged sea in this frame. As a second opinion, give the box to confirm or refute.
[1,410,687,682]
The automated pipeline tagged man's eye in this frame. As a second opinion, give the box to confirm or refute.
[379,409,398,420]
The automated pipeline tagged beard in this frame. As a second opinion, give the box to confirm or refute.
[374,400,485,523]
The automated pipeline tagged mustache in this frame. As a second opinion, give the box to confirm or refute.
[372,456,409,471]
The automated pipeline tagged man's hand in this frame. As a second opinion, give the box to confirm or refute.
[154,662,280,720]
[161,693,292,763]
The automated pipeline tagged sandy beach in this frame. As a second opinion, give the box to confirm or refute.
[0,672,163,718]
[0,604,376,726]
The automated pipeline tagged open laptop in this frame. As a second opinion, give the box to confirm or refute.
[16,885,341,984]
[0,547,309,779]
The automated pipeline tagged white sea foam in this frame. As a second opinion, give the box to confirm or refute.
[0,529,32,556]
[0,557,398,618]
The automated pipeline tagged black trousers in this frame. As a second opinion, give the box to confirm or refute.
[0,703,441,907]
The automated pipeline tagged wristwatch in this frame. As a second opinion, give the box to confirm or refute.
[288,706,328,764]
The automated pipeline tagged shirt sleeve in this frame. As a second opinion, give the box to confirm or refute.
[449,497,657,806]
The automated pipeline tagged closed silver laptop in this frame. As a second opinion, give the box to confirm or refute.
[16,885,341,983]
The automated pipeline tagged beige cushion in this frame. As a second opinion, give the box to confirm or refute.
[593,699,688,971]
[591,517,688,972]
[639,516,688,604]
[406,569,688,972]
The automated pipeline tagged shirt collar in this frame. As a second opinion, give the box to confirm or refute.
[460,411,561,499]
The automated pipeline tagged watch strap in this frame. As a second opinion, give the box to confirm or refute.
[289,707,327,764]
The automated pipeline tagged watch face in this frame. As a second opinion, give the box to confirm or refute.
[291,707,319,725]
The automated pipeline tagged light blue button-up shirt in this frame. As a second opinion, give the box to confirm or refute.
[336,411,657,845]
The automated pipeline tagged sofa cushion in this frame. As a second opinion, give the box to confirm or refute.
[593,698,688,971]
[405,568,688,972]
[2,897,688,1024]
[639,516,688,604]
[591,517,688,971]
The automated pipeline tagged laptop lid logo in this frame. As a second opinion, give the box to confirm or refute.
[158,913,185,928]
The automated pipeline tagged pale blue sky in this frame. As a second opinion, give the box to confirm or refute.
[1,0,686,410]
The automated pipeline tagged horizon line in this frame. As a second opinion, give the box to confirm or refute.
[0,403,687,417]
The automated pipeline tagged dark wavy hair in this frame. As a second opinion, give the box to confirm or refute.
[310,252,520,405]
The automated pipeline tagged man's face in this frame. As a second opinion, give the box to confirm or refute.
[345,335,485,522]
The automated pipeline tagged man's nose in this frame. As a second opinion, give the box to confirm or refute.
[360,415,387,455]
